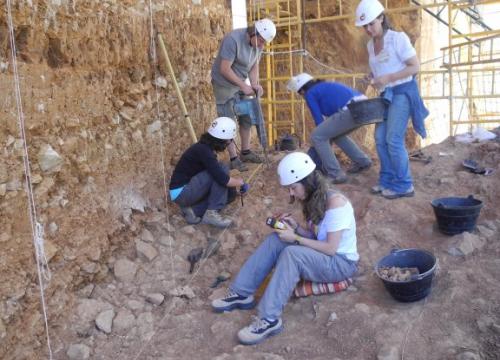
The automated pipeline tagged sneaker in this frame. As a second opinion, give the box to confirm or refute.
[370,185,385,194]
[381,186,415,199]
[238,317,283,345]
[230,158,249,172]
[211,290,255,313]
[347,162,372,174]
[240,151,263,164]
[331,173,348,184]
[202,210,232,228]
[180,206,201,224]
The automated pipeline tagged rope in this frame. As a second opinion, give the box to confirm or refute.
[5,0,53,358]
[147,0,175,282]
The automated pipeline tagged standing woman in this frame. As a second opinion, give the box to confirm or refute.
[355,0,429,199]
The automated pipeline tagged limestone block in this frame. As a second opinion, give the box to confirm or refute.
[113,309,135,335]
[136,240,158,262]
[37,144,63,172]
[113,258,138,282]
[140,229,155,243]
[145,293,164,306]
[95,309,115,334]
[67,344,90,360]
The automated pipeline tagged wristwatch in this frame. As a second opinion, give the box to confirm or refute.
[293,238,300,245]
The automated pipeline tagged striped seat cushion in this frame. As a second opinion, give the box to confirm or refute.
[294,278,353,298]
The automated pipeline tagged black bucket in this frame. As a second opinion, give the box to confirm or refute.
[375,249,437,302]
[347,98,387,125]
[431,195,483,235]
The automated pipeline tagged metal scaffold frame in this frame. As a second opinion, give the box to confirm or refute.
[248,0,500,145]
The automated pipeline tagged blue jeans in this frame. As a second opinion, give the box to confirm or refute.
[230,233,358,320]
[375,94,412,193]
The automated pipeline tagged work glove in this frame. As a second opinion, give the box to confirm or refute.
[239,183,250,195]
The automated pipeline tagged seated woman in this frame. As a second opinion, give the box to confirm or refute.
[211,152,359,345]
[169,117,247,228]
[287,73,372,184]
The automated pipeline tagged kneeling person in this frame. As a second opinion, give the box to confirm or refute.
[169,117,247,228]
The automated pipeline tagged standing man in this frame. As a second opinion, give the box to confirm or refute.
[211,18,276,172]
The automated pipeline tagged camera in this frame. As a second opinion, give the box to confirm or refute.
[266,217,287,230]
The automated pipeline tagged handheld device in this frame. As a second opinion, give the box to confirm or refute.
[266,217,287,230]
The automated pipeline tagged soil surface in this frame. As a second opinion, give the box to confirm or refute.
[49,133,500,360]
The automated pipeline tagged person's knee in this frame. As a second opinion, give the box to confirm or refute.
[219,162,230,173]
[310,131,326,146]
[238,115,252,130]
[386,133,405,151]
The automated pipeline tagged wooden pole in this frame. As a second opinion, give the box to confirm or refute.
[157,34,197,143]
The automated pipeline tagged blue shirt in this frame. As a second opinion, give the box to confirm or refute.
[304,82,362,126]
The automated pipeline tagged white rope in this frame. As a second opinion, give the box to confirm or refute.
[5,0,53,358]
[147,0,175,281]
[34,222,52,283]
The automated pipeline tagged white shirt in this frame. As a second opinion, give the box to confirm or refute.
[316,201,359,262]
[367,30,416,91]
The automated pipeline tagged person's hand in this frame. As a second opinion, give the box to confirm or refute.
[240,83,255,96]
[279,213,298,231]
[252,85,264,97]
[371,74,392,89]
[276,227,296,243]
[362,73,373,84]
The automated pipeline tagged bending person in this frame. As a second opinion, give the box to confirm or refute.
[287,73,372,184]
[211,18,277,172]
[169,117,248,228]
[211,152,359,345]
[355,0,429,199]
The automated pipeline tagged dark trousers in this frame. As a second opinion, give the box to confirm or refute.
[174,164,230,217]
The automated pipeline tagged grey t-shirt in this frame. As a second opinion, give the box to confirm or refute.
[211,28,261,104]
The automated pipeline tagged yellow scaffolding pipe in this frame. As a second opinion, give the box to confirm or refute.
[249,0,500,140]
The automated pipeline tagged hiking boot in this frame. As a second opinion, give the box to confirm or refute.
[370,184,385,194]
[230,158,249,172]
[347,162,372,174]
[211,290,255,313]
[238,317,283,345]
[202,210,232,228]
[331,173,348,184]
[381,186,415,199]
[180,206,201,224]
[240,151,263,164]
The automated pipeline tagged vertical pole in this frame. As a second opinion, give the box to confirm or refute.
[157,34,197,143]
[447,0,454,136]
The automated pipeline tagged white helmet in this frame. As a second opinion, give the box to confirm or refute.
[208,117,236,140]
[286,73,314,93]
[355,0,385,27]
[277,152,316,186]
[255,18,276,43]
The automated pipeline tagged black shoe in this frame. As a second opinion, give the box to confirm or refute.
[347,162,372,174]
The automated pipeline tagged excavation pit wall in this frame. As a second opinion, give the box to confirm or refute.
[0,1,229,357]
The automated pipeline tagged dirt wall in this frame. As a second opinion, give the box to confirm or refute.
[0,1,229,357]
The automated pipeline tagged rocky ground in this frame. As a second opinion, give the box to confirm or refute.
[40,131,500,360]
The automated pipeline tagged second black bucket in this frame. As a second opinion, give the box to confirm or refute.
[347,98,387,125]
[431,195,483,235]
[375,249,437,302]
